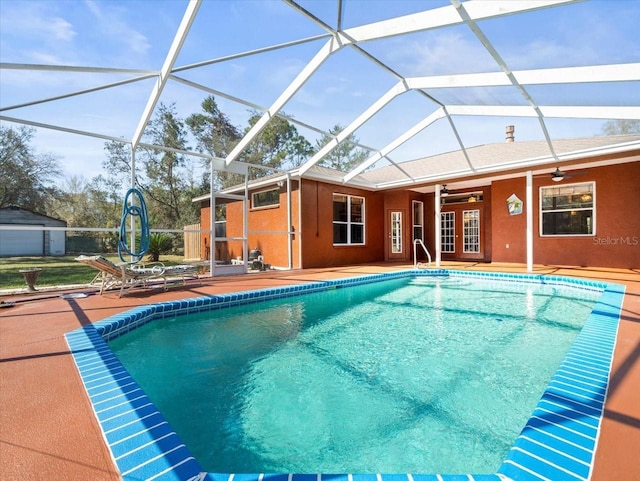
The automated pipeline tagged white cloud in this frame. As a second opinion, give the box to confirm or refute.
[1,4,76,42]
[48,16,76,41]
[395,32,493,76]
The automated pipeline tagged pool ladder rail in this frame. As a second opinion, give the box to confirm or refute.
[413,239,432,269]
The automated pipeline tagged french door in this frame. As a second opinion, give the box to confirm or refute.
[440,206,484,261]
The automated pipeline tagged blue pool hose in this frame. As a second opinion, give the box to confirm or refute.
[118,188,150,263]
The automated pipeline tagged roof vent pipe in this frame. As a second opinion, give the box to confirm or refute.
[505,125,515,142]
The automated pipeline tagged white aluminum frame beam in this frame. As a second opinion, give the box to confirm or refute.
[225,36,346,165]
[223,0,579,173]
[342,1,578,43]
[343,108,446,182]
[446,105,640,120]
[452,0,558,160]
[298,80,410,175]
[130,0,201,150]
[405,63,640,90]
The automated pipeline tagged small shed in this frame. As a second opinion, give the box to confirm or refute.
[0,206,67,257]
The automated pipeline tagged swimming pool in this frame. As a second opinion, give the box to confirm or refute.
[65,269,625,481]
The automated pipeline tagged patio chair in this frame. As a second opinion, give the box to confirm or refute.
[75,255,199,297]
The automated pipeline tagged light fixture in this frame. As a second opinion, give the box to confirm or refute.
[440,184,449,197]
[468,195,477,203]
[551,168,565,182]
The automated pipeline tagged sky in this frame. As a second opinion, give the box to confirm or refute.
[1,0,639,183]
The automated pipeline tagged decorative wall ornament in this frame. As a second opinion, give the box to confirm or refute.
[506,193,523,215]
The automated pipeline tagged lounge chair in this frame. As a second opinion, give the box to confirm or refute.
[75,255,199,297]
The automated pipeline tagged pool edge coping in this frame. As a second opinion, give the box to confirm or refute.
[64,269,623,481]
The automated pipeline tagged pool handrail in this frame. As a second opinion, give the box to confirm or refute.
[413,239,432,268]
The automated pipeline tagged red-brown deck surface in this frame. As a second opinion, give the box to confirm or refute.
[1,263,638,481]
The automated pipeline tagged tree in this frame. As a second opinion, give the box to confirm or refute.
[138,103,191,228]
[239,111,313,180]
[314,124,369,172]
[0,125,62,211]
[186,95,243,191]
[103,103,204,230]
[601,120,640,135]
[187,97,313,189]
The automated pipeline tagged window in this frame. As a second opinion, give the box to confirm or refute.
[333,194,365,245]
[540,182,595,236]
[252,188,280,209]
[214,204,226,237]
[412,201,424,242]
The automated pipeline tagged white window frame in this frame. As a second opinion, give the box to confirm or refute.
[251,188,280,210]
[540,181,596,237]
[333,194,365,246]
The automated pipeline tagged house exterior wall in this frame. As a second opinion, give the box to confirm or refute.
[491,178,528,263]
[199,182,301,269]
[491,161,640,268]
[382,190,427,262]
[200,160,639,271]
[299,179,385,268]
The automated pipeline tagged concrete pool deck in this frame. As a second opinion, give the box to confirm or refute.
[1,262,638,481]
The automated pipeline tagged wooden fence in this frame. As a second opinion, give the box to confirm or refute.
[183,223,201,261]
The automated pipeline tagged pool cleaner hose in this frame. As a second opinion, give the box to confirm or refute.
[118,188,150,263]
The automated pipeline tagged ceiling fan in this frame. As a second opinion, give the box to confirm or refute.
[551,167,565,182]
[535,167,588,183]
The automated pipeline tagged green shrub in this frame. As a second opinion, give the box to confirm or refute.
[147,233,173,262]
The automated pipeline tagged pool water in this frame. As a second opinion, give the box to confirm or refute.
[109,276,601,474]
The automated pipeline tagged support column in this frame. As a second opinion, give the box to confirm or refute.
[435,184,442,268]
[526,171,533,272]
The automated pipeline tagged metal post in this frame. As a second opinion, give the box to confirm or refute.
[130,148,136,262]
[243,174,249,273]
[526,171,533,272]
[286,174,292,270]
[209,156,214,276]
[435,184,442,268]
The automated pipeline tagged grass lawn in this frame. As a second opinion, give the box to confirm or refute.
[0,255,187,290]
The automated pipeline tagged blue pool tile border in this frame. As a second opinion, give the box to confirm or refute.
[64,269,623,481]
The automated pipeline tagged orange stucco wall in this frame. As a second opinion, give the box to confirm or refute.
[382,190,429,262]
[491,178,528,263]
[299,180,385,268]
[199,181,301,269]
[200,160,639,271]
[491,161,640,268]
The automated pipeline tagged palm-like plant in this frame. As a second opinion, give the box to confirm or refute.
[146,233,173,262]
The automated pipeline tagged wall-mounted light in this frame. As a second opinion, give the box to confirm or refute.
[276,180,284,187]
[468,195,477,203]
[551,168,564,182]
[440,184,449,197]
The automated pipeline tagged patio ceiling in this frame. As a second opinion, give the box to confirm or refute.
[1,0,639,189]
